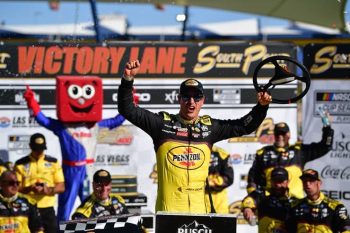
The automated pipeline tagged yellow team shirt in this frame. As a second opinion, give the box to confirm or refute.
[15,153,64,208]
[0,164,7,177]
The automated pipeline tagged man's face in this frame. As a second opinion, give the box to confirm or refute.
[274,132,290,148]
[178,88,205,121]
[302,178,321,198]
[0,173,19,197]
[30,148,45,159]
[271,179,289,195]
[93,181,111,201]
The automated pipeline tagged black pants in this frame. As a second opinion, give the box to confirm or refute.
[38,207,57,233]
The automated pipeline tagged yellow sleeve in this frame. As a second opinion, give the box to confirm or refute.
[0,165,7,176]
[14,164,24,184]
[241,196,256,210]
[53,162,65,183]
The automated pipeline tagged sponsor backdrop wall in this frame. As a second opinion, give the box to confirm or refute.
[303,43,350,211]
[0,42,299,232]
[302,80,350,210]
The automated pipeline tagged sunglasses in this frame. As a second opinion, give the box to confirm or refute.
[180,95,203,102]
[3,180,20,186]
[94,181,111,186]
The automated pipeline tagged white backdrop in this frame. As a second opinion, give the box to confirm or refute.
[302,79,350,211]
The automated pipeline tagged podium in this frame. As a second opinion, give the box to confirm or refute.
[156,212,237,233]
[59,214,143,233]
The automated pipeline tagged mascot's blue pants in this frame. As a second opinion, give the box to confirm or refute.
[57,165,89,222]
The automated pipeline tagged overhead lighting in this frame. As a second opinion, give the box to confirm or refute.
[176,14,186,22]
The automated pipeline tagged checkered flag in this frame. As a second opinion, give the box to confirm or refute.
[59,214,143,233]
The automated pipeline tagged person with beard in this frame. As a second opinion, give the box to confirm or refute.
[242,167,298,233]
[247,121,334,199]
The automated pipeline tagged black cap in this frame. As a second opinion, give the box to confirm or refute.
[274,122,290,135]
[29,133,47,151]
[271,167,289,182]
[179,79,204,96]
[93,169,111,184]
[300,169,320,181]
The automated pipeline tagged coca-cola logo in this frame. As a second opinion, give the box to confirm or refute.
[321,165,350,180]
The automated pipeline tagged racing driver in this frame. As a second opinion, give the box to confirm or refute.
[117,60,272,213]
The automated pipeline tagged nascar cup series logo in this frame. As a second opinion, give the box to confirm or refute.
[178,221,212,233]
[168,146,205,170]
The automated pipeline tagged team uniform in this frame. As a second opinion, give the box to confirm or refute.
[288,192,350,233]
[118,78,268,213]
[247,126,334,198]
[0,159,8,176]
[242,190,298,233]
[72,193,128,219]
[0,193,43,233]
[15,153,64,233]
[205,146,233,213]
[32,111,125,221]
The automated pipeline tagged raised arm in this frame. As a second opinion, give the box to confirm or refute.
[117,60,163,139]
[23,85,62,132]
[300,125,334,164]
[24,85,41,117]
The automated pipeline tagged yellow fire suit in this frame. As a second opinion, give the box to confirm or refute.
[205,146,233,213]
[289,192,350,232]
[0,193,43,233]
[118,78,268,213]
[247,126,334,198]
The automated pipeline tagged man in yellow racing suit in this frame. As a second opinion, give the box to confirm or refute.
[15,133,65,233]
[205,145,233,213]
[242,167,298,233]
[0,171,43,233]
[247,122,333,198]
[288,169,350,233]
[118,60,271,213]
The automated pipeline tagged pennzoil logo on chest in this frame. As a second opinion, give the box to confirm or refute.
[167,146,205,170]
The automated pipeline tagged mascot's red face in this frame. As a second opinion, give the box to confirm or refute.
[56,76,103,123]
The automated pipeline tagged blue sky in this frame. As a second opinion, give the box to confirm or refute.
[0,1,349,28]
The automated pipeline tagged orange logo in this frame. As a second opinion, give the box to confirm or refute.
[167,146,205,170]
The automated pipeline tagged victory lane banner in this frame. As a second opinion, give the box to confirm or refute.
[0,42,296,78]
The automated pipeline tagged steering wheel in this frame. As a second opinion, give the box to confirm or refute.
[253,55,310,104]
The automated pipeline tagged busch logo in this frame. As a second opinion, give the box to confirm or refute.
[178,221,212,233]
